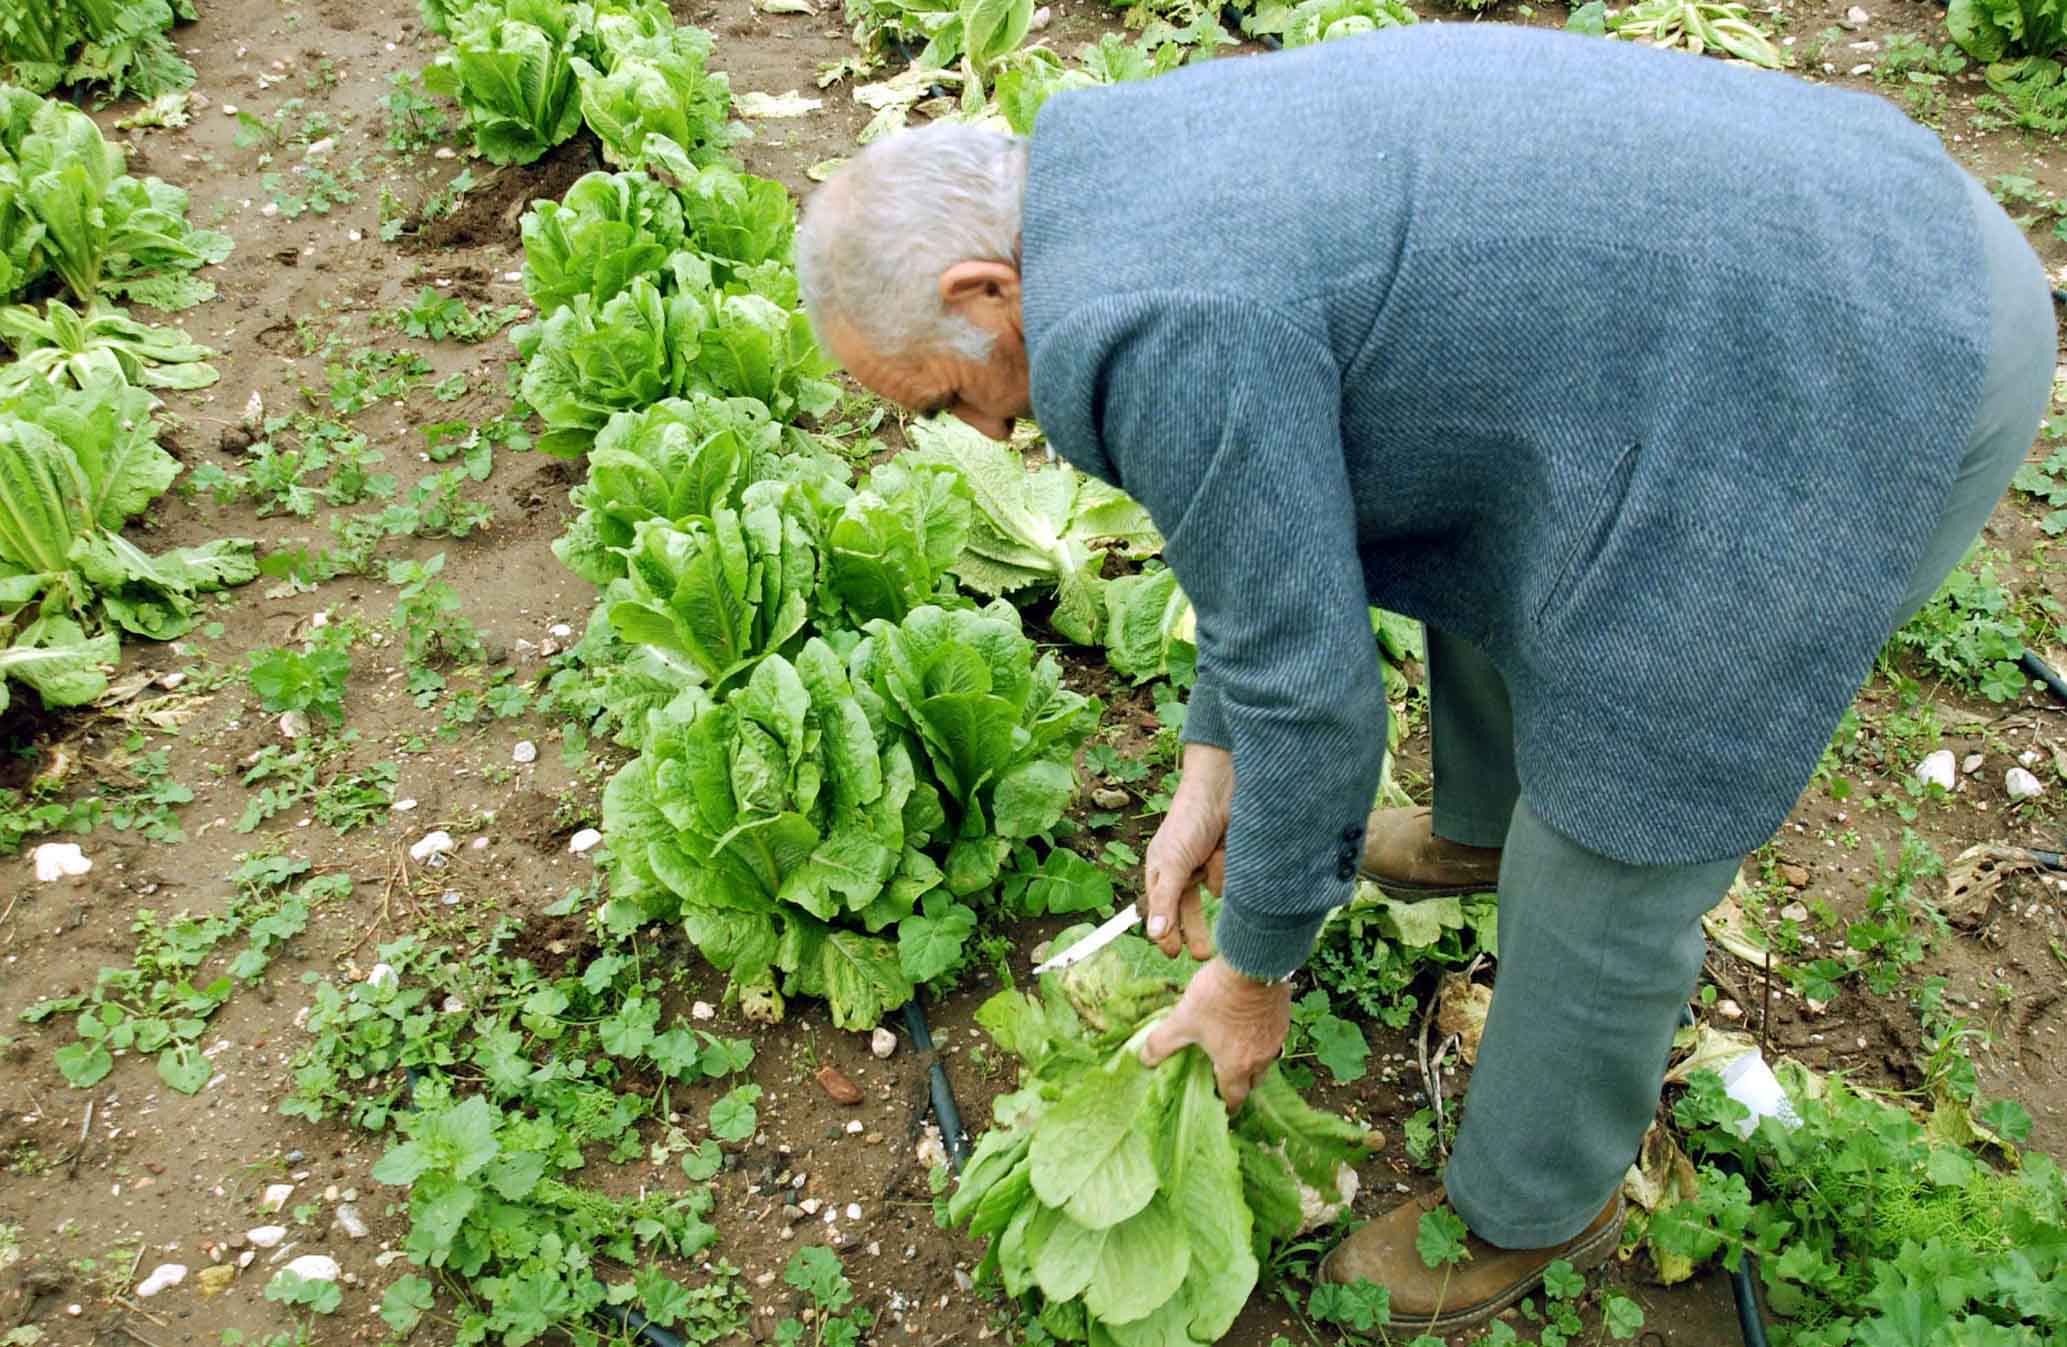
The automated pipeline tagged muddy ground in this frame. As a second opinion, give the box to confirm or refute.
[1,0,2065,1343]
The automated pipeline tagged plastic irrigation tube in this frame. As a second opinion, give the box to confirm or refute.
[1672,1005,1771,1347]
[902,998,972,1172]
[2020,647,2067,706]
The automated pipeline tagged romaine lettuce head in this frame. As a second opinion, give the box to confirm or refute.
[519,169,688,315]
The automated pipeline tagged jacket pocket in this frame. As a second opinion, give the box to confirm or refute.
[1534,441,1641,626]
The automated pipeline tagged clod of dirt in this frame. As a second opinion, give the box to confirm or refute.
[1434,974,1491,1065]
[814,1065,863,1105]
[196,1265,237,1297]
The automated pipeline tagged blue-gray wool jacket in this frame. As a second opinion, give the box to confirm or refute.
[1020,24,1993,980]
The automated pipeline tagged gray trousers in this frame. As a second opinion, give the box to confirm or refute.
[1438,175,2058,1249]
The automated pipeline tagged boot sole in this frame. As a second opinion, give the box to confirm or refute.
[1356,871,1502,898]
[1377,1199,1627,1336]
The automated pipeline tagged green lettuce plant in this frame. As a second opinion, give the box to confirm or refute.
[519,170,688,315]
[0,297,218,392]
[906,416,1161,645]
[1,0,196,103]
[0,380,254,660]
[1949,0,2066,60]
[0,84,231,309]
[574,27,738,171]
[422,0,586,165]
[947,925,1372,1347]
[602,640,954,1028]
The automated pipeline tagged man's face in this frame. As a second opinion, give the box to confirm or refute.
[827,324,1032,442]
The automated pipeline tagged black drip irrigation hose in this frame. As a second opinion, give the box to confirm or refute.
[2021,647,2067,706]
[1672,1005,1770,1347]
[902,998,971,1173]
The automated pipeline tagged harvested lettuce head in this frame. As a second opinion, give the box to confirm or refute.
[949,926,1376,1346]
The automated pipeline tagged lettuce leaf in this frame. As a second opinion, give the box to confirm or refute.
[574,26,739,173]
[905,416,1160,645]
[0,614,116,712]
[520,170,688,316]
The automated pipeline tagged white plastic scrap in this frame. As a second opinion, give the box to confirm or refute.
[1916,749,1957,792]
[136,1264,187,1297]
[410,830,455,863]
[31,842,91,882]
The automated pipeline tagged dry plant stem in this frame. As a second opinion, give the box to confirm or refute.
[1761,944,1774,1057]
[67,1098,93,1177]
[0,890,22,936]
[114,1298,169,1329]
[118,1326,168,1347]
[1418,1008,1452,1157]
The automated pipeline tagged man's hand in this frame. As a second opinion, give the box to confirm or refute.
[1140,956,1292,1111]
[1142,743,1232,961]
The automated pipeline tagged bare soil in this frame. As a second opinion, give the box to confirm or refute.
[2,0,2065,1344]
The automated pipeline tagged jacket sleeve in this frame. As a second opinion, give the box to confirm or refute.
[1084,293,1385,981]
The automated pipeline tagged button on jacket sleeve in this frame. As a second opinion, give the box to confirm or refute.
[1059,292,1385,980]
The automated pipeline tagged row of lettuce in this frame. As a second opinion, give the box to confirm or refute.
[0,82,248,714]
[498,0,1192,1027]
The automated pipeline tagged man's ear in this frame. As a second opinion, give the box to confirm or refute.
[939,259,1020,320]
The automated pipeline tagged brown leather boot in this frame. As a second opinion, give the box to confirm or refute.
[1358,807,1503,895]
[1317,1189,1625,1333]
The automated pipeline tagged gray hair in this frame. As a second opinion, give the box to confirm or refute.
[795,121,1027,362]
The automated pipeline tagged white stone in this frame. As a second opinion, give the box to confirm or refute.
[136,1264,187,1297]
[845,1203,862,1221]
[285,1255,340,1283]
[799,1198,821,1215]
[1848,62,1873,75]
[236,1251,254,1269]
[32,842,91,883]
[1916,749,1957,791]
[259,1184,294,1213]
[691,1001,715,1021]
[1779,902,1810,924]
[335,1205,369,1239]
[548,623,574,639]
[569,828,603,854]
[246,1225,287,1248]
[391,798,419,812]
[2021,749,2041,767]
[2008,767,2046,801]
[845,1120,863,1135]
[512,740,538,764]
[410,830,456,863]
[365,963,398,990]
[1841,4,1869,25]
[1963,753,1984,775]
[302,136,335,158]
[870,1027,897,1059]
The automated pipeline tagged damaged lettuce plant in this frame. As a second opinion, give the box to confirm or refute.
[906,416,1161,645]
[947,926,1373,1347]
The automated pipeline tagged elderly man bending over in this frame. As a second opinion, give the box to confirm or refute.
[794,23,2055,1333]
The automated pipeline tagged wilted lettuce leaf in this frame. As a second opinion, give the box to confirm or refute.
[905,416,1160,645]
